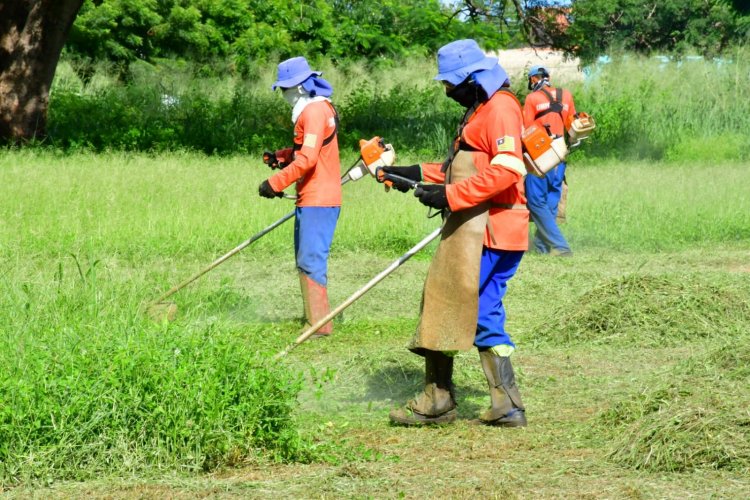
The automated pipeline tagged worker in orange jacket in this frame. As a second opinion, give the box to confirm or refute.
[259,57,341,336]
[380,39,528,427]
[523,65,576,256]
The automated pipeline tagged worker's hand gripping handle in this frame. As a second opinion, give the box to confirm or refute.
[375,167,419,192]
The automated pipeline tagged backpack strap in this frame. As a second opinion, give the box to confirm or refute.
[322,102,339,146]
[293,101,339,151]
[534,87,564,121]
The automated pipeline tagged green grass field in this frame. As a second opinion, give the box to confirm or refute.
[1,151,749,497]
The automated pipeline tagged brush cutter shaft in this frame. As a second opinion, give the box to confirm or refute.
[274,226,443,359]
[148,167,360,308]
[149,210,295,306]
[148,150,380,316]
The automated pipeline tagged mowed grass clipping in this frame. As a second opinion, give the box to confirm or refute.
[531,272,750,345]
[599,341,750,472]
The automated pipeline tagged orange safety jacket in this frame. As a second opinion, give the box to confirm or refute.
[523,86,577,136]
[268,100,342,207]
[421,90,528,251]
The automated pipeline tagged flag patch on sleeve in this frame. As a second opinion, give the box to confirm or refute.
[496,136,515,152]
[303,133,318,148]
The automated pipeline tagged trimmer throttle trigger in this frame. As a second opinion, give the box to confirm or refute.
[375,167,394,190]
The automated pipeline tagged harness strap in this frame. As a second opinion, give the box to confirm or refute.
[534,87,564,121]
[292,102,339,151]
[457,140,479,152]
[444,89,522,174]
[442,102,485,174]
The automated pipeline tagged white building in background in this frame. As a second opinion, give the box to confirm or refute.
[489,47,583,84]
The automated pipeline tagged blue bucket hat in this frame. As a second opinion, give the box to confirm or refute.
[272,57,322,90]
[434,39,498,85]
[528,65,550,78]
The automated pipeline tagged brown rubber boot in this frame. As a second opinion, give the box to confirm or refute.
[478,349,527,427]
[299,272,333,337]
[389,350,457,426]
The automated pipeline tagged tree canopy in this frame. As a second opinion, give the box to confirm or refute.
[551,0,749,63]
[64,0,750,70]
[66,0,520,71]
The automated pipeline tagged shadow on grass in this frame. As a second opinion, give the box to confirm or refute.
[353,363,485,416]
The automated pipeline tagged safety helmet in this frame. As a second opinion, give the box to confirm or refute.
[527,65,550,78]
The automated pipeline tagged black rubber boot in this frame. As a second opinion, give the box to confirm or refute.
[389,350,457,426]
[478,349,527,427]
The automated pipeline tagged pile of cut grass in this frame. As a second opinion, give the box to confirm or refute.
[599,342,750,472]
[532,273,750,345]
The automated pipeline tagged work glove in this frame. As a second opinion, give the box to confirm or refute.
[262,151,280,169]
[414,183,448,210]
[259,180,283,199]
[262,148,293,170]
[378,164,422,193]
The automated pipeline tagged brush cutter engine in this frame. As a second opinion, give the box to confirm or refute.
[346,136,396,181]
[566,112,596,148]
[522,124,569,178]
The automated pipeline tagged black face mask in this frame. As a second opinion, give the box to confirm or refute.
[446,79,487,108]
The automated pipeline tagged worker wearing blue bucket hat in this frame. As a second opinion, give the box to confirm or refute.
[259,56,340,337]
[382,39,528,428]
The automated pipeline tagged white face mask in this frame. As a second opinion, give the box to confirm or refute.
[282,85,305,107]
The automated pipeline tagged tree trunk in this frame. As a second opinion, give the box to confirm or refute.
[0,0,84,143]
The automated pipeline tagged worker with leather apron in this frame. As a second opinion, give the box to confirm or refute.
[259,56,341,337]
[523,65,577,256]
[380,39,529,427]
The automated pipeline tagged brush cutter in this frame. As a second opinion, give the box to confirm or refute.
[274,225,442,360]
[146,137,396,321]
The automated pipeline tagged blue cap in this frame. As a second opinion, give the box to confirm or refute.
[434,39,498,85]
[272,57,322,90]
[528,65,549,78]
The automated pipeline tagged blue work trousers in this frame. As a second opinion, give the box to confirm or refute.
[474,248,525,349]
[525,162,571,254]
[294,206,340,286]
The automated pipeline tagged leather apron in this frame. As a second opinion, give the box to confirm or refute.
[409,149,488,353]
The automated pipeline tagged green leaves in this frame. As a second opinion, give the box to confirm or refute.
[562,0,750,63]
[67,0,509,67]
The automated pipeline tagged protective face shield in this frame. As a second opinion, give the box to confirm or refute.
[282,85,306,107]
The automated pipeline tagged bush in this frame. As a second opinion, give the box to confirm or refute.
[45,47,750,159]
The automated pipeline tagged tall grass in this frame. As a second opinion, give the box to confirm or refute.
[47,57,458,156]
[569,46,750,161]
[45,48,750,159]
[0,270,309,483]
